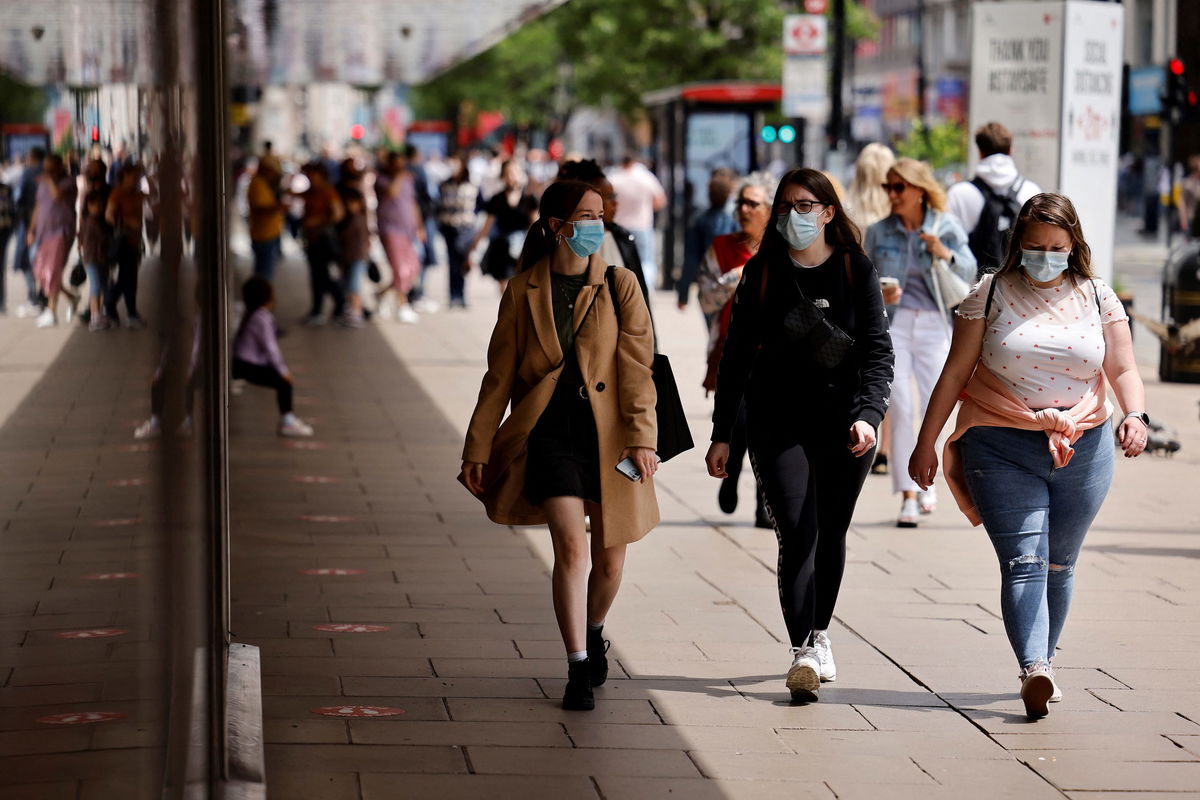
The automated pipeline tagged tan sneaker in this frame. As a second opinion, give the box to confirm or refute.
[1020,663,1054,719]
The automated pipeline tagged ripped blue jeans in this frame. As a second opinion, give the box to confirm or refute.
[959,424,1113,670]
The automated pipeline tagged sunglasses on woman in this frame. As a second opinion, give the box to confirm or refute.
[881,182,909,195]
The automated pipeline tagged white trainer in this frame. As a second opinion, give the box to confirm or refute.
[917,486,937,514]
[278,416,314,438]
[786,646,820,701]
[35,309,56,328]
[812,630,837,682]
[897,497,920,528]
[412,297,440,314]
[1048,664,1063,703]
[133,417,161,440]
[396,304,419,324]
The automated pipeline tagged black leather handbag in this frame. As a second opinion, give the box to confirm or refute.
[762,253,856,370]
[605,267,694,463]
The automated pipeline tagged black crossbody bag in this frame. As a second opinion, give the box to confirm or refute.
[758,252,856,369]
[605,267,694,463]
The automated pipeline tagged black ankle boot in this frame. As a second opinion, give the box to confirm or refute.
[562,659,595,711]
[587,627,610,687]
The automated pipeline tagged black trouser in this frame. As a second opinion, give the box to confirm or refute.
[749,431,874,648]
[106,236,142,319]
[725,401,767,518]
[232,358,292,414]
[304,234,344,317]
[440,224,468,303]
[0,227,9,311]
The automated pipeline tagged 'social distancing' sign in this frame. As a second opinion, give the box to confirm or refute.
[56,629,129,639]
[300,514,356,523]
[38,711,126,725]
[95,517,142,527]
[108,478,148,487]
[283,441,325,450]
[299,568,365,576]
[311,624,389,633]
[82,572,139,580]
[310,705,405,718]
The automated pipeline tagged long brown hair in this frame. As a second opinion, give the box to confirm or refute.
[996,192,1094,280]
[516,180,600,272]
[761,167,865,260]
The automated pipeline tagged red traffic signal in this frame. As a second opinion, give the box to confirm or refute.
[90,125,99,142]
[1169,58,1185,76]
[349,124,365,140]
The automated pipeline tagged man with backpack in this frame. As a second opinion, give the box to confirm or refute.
[947,122,1041,277]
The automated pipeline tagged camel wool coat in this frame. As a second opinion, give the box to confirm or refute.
[461,254,660,546]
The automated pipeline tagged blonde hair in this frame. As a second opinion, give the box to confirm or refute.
[889,157,947,212]
[846,143,895,228]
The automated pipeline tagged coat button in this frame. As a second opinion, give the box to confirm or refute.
[595,382,606,392]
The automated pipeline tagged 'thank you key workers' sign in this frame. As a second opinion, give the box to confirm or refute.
[969,1,1124,282]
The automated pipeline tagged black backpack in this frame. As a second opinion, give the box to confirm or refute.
[967,176,1024,278]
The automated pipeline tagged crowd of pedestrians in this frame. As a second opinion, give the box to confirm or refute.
[455,120,1147,722]
[0,144,150,330]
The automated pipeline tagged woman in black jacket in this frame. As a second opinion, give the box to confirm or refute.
[705,168,894,702]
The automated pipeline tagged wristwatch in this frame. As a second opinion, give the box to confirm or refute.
[1124,411,1150,426]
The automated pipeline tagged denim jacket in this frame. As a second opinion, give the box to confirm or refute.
[864,208,976,319]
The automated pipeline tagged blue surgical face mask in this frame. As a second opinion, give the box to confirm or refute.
[1021,249,1071,282]
[776,209,824,251]
[563,218,605,258]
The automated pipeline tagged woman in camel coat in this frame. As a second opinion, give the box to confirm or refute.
[460,180,659,712]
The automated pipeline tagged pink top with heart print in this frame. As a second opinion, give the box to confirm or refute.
[956,273,1128,410]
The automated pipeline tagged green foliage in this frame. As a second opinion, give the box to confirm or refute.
[413,0,879,129]
[0,71,47,125]
[894,119,968,170]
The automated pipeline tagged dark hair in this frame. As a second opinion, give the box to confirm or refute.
[760,168,864,261]
[241,275,274,313]
[84,189,105,208]
[516,180,600,272]
[29,146,45,161]
[557,158,606,185]
[996,192,1094,280]
[975,122,1013,158]
[708,171,736,208]
[404,143,419,160]
[302,160,328,180]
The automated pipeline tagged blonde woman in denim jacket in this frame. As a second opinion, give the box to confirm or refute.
[864,157,975,527]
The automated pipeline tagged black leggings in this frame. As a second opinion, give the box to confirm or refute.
[750,434,874,647]
[232,359,292,414]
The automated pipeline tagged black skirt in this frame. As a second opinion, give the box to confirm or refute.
[524,359,601,505]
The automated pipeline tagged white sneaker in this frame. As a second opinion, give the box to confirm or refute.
[133,417,161,440]
[278,416,314,438]
[16,302,40,319]
[124,315,146,330]
[786,646,820,701]
[300,313,325,328]
[337,311,365,328]
[412,297,440,314]
[396,304,419,324]
[812,631,837,682]
[897,497,920,528]
[1019,661,1054,719]
[1048,664,1063,703]
[35,309,56,328]
[918,486,937,514]
[89,316,110,332]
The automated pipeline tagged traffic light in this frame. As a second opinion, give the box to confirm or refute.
[349,123,365,140]
[778,124,797,144]
[90,125,99,142]
[760,125,778,144]
[1163,58,1199,123]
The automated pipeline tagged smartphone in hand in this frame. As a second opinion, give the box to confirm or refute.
[615,457,642,482]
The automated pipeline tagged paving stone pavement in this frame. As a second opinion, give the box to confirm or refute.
[228,257,1200,800]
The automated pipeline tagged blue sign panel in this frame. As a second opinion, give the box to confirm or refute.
[1128,66,1164,116]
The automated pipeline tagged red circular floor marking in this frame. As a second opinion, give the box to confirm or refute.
[310,705,405,718]
[292,475,339,484]
[37,711,126,725]
[312,623,389,633]
[108,478,148,487]
[55,629,129,639]
[299,568,365,576]
[95,517,142,527]
[82,572,140,581]
[282,440,325,450]
[300,514,356,523]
